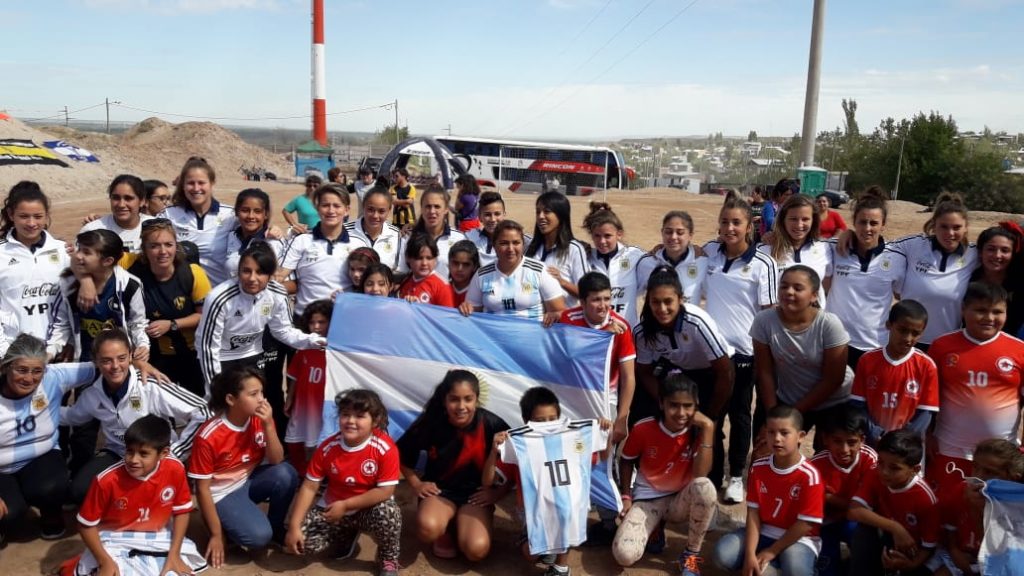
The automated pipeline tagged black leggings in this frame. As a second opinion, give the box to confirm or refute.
[0,449,68,532]
[713,355,755,484]
[70,450,121,504]
[151,348,205,398]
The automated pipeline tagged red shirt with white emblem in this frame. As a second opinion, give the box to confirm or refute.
[852,472,940,548]
[78,457,193,532]
[851,347,939,432]
[941,480,984,556]
[747,455,825,553]
[560,307,636,402]
[810,445,878,522]
[929,330,1024,459]
[188,415,267,502]
[398,272,454,307]
[621,417,697,500]
[306,429,400,507]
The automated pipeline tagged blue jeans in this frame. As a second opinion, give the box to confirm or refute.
[819,521,854,576]
[713,528,819,576]
[215,462,298,548]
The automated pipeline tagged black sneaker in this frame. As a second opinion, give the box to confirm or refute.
[582,521,616,547]
[40,513,66,540]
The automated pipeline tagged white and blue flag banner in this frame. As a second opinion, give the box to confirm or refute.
[43,139,99,162]
[981,479,1024,576]
[322,293,621,512]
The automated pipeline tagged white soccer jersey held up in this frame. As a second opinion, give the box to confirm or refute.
[501,418,607,555]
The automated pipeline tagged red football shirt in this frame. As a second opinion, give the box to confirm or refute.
[929,330,1024,459]
[306,430,400,507]
[560,307,636,401]
[78,458,193,532]
[747,456,825,553]
[188,415,267,502]
[810,446,878,522]
[852,472,940,548]
[399,272,454,307]
[621,417,697,500]
[851,347,939,432]
[285,349,327,447]
[940,480,984,556]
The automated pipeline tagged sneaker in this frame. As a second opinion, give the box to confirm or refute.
[678,550,704,576]
[542,565,570,576]
[723,476,745,504]
[379,559,401,576]
[645,522,666,554]
[582,521,615,547]
[333,535,360,560]
[40,513,66,540]
[431,532,457,559]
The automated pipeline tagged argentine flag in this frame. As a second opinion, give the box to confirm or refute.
[322,293,621,512]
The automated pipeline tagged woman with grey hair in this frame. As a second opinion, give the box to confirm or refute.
[0,334,96,543]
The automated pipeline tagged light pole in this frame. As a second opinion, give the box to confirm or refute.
[799,0,827,167]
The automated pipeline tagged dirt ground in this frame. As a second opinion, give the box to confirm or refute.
[5,176,1022,575]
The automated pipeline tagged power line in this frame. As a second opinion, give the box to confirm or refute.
[493,0,657,136]
[503,0,702,136]
[469,0,616,134]
[23,102,107,122]
[113,101,394,122]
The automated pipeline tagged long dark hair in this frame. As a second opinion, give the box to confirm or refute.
[404,369,480,436]
[638,265,685,345]
[1,181,50,237]
[526,192,576,260]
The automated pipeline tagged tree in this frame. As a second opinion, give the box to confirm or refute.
[375,123,409,145]
[842,99,859,139]
[747,130,758,142]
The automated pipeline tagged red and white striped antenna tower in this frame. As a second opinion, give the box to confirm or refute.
[311,0,327,145]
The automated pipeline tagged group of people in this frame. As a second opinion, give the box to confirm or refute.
[0,160,1022,576]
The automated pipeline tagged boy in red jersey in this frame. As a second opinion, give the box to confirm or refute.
[850,299,939,445]
[559,271,637,546]
[927,282,1024,500]
[849,429,938,575]
[74,415,207,576]
[810,405,878,576]
[712,404,824,576]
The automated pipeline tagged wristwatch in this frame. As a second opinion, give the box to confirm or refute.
[170,319,179,332]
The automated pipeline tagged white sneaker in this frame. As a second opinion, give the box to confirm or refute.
[723,476,745,504]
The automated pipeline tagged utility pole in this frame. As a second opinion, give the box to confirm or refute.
[893,131,906,201]
[446,123,452,137]
[63,105,69,127]
[799,0,827,167]
[394,99,400,145]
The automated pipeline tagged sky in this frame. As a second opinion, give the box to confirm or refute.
[1,0,1022,141]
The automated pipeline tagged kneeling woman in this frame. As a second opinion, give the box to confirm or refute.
[195,243,325,394]
[188,366,298,567]
[397,370,510,561]
[0,335,97,541]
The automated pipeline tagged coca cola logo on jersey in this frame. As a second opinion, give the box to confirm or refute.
[996,357,1015,373]
[361,459,378,476]
[22,282,60,298]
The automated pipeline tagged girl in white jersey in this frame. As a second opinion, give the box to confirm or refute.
[0,182,70,358]
[464,191,505,267]
[213,189,283,279]
[277,185,369,317]
[159,157,235,286]
[636,211,707,304]
[398,184,467,279]
[701,194,778,503]
[79,174,154,254]
[843,192,977,350]
[582,202,646,326]
[343,186,403,270]
[525,192,589,307]
[463,220,566,324]
[827,186,906,368]
[759,194,832,307]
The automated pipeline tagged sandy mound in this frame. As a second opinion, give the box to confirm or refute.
[0,115,290,201]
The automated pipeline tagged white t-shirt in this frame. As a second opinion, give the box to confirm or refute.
[701,241,778,357]
[758,240,832,309]
[525,237,590,308]
[587,243,645,326]
[827,239,907,351]
[280,226,370,315]
[79,214,154,254]
[636,246,707,305]
[465,228,496,268]
[467,256,563,321]
[891,235,977,345]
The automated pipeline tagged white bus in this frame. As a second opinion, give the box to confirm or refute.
[436,136,633,196]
